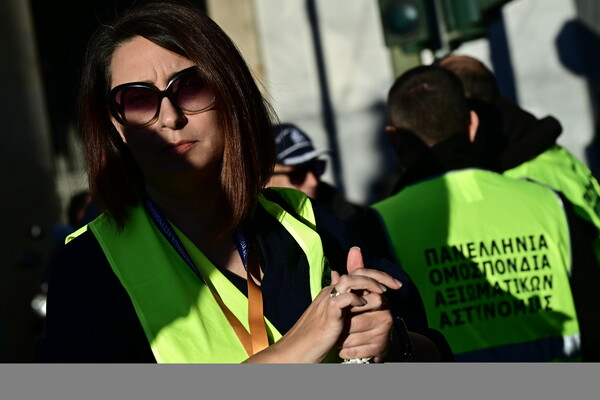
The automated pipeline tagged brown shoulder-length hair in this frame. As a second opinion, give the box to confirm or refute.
[78,0,276,239]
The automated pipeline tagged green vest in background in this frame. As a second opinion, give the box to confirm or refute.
[373,168,581,361]
[67,187,332,363]
[504,144,600,261]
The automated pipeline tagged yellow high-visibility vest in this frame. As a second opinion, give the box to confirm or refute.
[373,168,581,361]
[67,187,334,363]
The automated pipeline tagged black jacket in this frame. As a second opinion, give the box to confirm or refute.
[471,96,563,172]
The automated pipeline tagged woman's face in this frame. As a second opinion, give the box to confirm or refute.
[109,36,223,195]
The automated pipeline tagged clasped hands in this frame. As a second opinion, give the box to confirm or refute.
[246,246,402,363]
[328,246,402,363]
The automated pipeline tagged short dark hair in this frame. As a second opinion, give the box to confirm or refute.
[437,55,500,103]
[387,65,470,146]
[78,0,275,237]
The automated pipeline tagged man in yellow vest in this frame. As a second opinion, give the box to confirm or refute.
[438,54,600,264]
[346,65,600,361]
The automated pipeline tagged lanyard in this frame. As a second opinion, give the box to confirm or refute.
[143,198,269,357]
[143,198,206,282]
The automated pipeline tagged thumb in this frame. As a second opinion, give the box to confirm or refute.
[346,246,364,274]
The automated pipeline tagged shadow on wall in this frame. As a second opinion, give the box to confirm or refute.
[366,99,402,204]
[556,19,600,179]
[488,11,518,104]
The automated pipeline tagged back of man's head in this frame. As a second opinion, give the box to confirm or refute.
[388,65,470,146]
[437,55,500,103]
[437,55,511,172]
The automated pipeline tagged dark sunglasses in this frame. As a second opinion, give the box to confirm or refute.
[108,66,215,128]
[272,160,326,185]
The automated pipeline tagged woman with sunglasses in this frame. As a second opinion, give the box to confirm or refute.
[35,0,450,363]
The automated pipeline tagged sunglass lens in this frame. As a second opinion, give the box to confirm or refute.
[313,160,326,177]
[115,86,158,126]
[171,69,212,112]
[288,170,308,184]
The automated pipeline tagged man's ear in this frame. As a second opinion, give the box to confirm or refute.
[386,125,401,155]
[468,110,479,143]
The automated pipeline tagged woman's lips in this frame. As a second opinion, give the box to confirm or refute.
[161,140,196,155]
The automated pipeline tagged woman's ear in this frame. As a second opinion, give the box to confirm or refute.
[111,118,128,144]
[468,110,479,143]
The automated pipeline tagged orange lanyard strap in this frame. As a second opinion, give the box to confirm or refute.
[209,244,268,358]
[208,285,254,357]
[246,245,269,354]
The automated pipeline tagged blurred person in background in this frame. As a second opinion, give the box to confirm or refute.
[438,54,600,246]
[268,123,362,220]
[31,190,94,320]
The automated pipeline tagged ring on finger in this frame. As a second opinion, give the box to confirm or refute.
[330,287,341,298]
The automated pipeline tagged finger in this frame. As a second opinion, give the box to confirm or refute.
[334,274,388,295]
[338,335,389,362]
[348,268,403,291]
[338,315,393,361]
[331,270,341,285]
[346,246,365,274]
[339,334,386,355]
[327,289,367,310]
[347,292,388,313]
[346,247,402,290]
[344,309,394,337]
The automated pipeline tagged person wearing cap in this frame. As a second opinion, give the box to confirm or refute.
[268,123,362,220]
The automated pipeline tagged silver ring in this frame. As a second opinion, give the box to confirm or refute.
[330,287,341,297]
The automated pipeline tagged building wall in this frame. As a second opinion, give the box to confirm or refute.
[456,0,598,174]
[247,0,599,205]
[254,0,396,204]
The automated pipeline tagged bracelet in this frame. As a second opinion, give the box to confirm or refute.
[341,357,373,364]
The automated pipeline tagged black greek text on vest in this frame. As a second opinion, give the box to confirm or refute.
[422,234,558,329]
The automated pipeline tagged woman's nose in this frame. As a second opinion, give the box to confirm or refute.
[157,97,186,128]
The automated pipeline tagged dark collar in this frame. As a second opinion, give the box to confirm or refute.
[392,135,480,194]
[473,97,562,172]
[496,97,562,170]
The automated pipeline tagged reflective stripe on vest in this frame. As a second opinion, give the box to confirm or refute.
[373,168,581,361]
[69,187,328,363]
